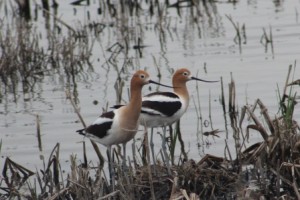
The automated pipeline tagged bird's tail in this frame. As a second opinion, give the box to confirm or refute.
[76,128,86,136]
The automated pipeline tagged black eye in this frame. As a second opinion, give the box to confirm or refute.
[183,72,188,76]
[140,74,145,79]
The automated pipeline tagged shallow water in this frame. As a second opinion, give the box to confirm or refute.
[1,0,300,172]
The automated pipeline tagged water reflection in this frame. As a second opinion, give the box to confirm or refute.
[1,0,300,174]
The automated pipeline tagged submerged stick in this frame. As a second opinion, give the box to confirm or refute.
[220,76,230,140]
[282,65,293,102]
[220,77,226,115]
[208,91,214,131]
[194,70,204,145]
[36,114,43,152]
[228,72,236,114]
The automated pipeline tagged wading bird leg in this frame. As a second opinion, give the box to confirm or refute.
[150,127,157,175]
[107,146,115,191]
[122,143,127,170]
[161,126,171,175]
[150,128,156,164]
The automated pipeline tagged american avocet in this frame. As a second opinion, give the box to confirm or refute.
[140,68,218,169]
[141,68,217,127]
[76,70,172,180]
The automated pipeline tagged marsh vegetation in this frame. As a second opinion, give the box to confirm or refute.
[1,0,300,199]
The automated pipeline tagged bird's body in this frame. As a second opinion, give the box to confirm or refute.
[76,70,173,176]
[107,69,217,174]
[140,68,217,128]
[77,72,143,149]
[140,91,188,127]
[79,107,138,147]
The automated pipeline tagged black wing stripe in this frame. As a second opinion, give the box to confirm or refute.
[145,92,178,98]
[85,121,113,139]
[142,101,181,116]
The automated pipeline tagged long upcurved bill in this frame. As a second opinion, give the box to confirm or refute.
[191,77,219,83]
[149,80,174,88]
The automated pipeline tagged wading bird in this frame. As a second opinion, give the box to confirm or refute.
[76,70,173,184]
[140,68,218,127]
[140,68,218,170]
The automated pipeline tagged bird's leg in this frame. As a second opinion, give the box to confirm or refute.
[148,127,157,175]
[122,143,127,170]
[161,126,171,175]
[150,128,157,167]
[107,146,115,191]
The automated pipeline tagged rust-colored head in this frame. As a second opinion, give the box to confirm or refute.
[131,70,151,87]
[131,70,174,88]
[172,68,218,87]
[172,68,192,85]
